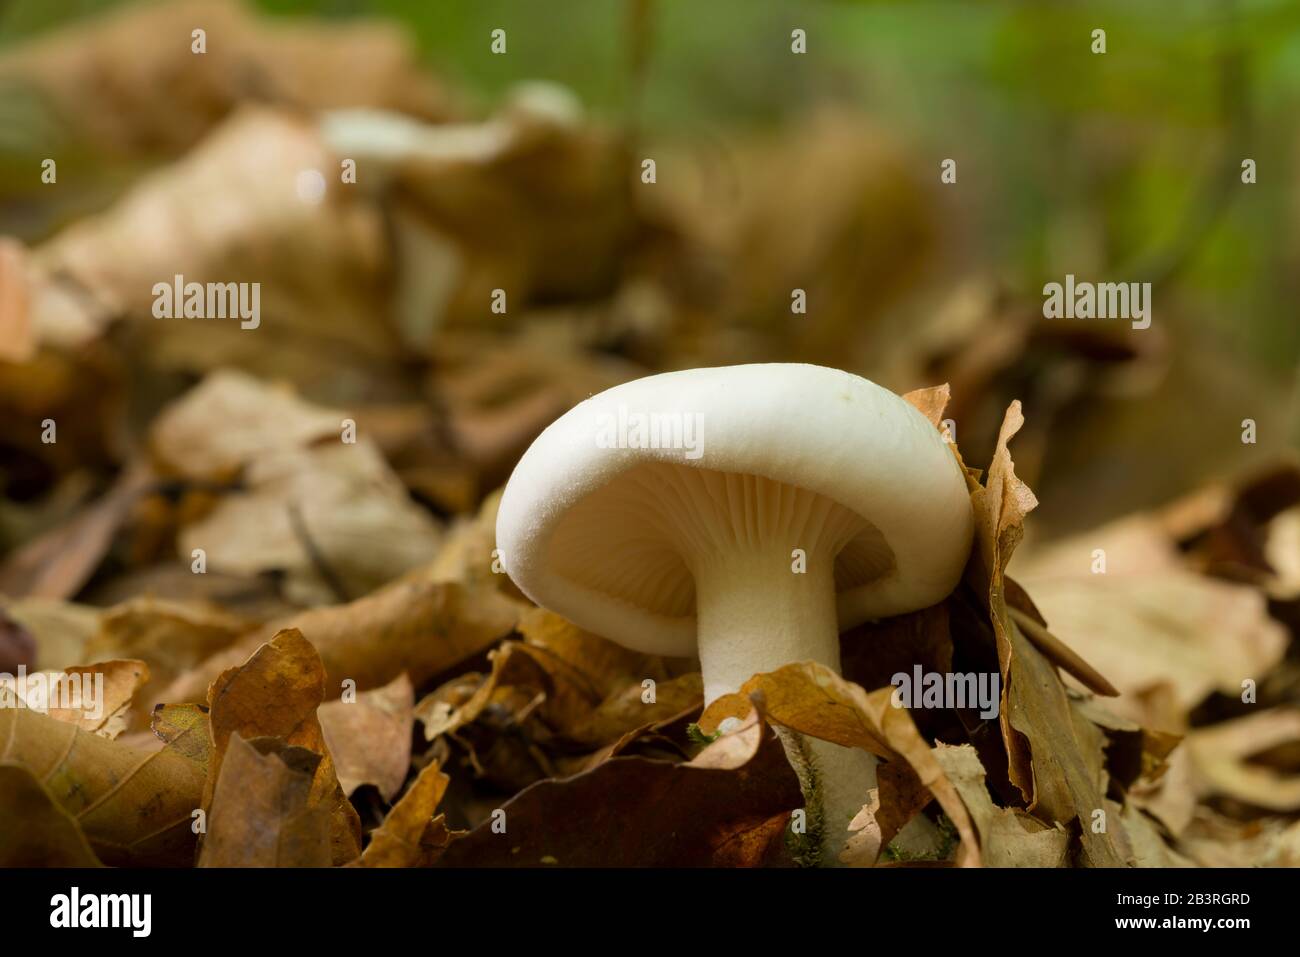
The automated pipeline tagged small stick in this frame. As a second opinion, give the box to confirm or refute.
[1007,605,1120,697]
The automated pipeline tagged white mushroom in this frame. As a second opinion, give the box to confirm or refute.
[496,363,973,863]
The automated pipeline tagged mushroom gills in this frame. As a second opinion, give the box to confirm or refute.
[546,461,898,624]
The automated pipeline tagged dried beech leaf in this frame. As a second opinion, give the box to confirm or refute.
[966,402,1125,866]
[28,108,390,364]
[1014,572,1287,710]
[698,661,980,867]
[932,743,1070,867]
[87,598,248,712]
[0,465,153,600]
[319,673,415,800]
[198,734,333,868]
[12,658,151,737]
[0,707,204,866]
[0,764,104,867]
[179,440,443,602]
[203,628,361,865]
[1188,709,1300,812]
[901,383,951,428]
[436,720,801,867]
[164,578,519,706]
[358,760,452,868]
[150,369,345,481]
[173,581,514,713]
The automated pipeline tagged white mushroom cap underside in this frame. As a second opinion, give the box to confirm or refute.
[496,363,975,656]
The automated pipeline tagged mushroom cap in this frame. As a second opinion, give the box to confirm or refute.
[496,363,974,656]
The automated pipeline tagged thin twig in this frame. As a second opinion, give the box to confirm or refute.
[1007,605,1120,698]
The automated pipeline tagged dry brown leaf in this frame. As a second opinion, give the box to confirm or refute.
[697,661,980,867]
[150,369,345,481]
[412,611,696,751]
[841,759,941,867]
[1187,709,1300,812]
[0,707,204,866]
[27,107,390,370]
[517,607,676,699]
[902,382,951,429]
[319,673,415,800]
[7,659,150,738]
[358,759,452,868]
[967,401,1125,867]
[566,672,703,747]
[322,87,639,344]
[86,597,248,712]
[1175,811,1300,867]
[0,464,153,600]
[1012,571,1288,711]
[163,578,520,706]
[436,716,801,867]
[151,703,212,777]
[203,628,361,865]
[0,0,449,160]
[1110,800,1195,867]
[198,734,333,868]
[932,743,1070,867]
[0,764,104,867]
[179,439,443,603]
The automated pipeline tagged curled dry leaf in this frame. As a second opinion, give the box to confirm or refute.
[203,628,361,865]
[967,401,1126,867]
[415,609,694,751]
[932,743,1070,867]
[697,661,980,867]
[5,658,150,738]
[358,760,453,868]
[901,382,952,430]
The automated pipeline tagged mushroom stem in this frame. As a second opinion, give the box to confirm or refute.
[694,548,878,866]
